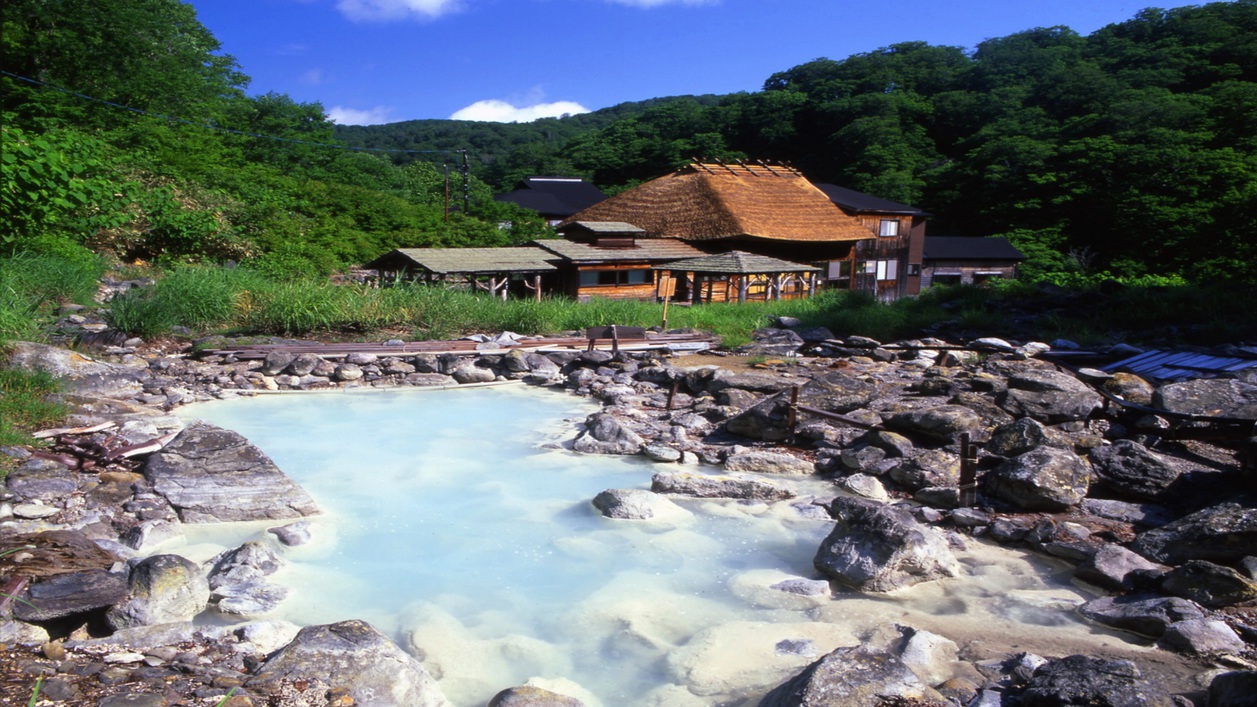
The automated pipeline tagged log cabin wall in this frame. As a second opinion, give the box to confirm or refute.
[567,262,660,301]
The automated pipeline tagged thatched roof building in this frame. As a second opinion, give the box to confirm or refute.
[559,163,874,244]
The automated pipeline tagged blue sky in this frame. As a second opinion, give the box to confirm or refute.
[186,0,1210,125]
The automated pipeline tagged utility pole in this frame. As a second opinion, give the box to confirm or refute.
[459,149,470,215]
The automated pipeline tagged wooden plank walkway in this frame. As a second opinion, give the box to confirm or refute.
[196,331,716,360]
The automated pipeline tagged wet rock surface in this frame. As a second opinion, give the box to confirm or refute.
[143,421,320,523]
[4,328,1256,704]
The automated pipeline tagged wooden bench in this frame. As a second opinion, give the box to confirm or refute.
[585,325,648,354]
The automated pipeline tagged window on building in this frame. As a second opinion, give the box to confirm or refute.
[875,260,899,281]
[579,269,651,287]
[879,219,900,237]
[827,260,852,287]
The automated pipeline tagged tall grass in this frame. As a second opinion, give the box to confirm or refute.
[0,252,104,341]
[0,367,66,456]
[102,264,1257,348]
[0,252,98,461]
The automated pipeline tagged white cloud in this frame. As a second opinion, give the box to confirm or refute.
[449,99,590,122]
[335,0,464,21]
[301,68,326,86]
[326,106,395,125]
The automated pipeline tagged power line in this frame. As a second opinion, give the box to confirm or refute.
[0,71,462,157]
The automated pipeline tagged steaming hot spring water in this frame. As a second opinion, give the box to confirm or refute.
[172,384,1168,706]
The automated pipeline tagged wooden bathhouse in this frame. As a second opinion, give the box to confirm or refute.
[816,183,929,299]
[557,162,898,299]
[365,163,935,304]
[921,236,1025,287]
[537,222,707,301]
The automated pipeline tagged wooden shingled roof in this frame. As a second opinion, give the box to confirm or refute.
[655,250,820,275]
[559,163,875,243]
[535,237,705,263]
[366,247,558,275]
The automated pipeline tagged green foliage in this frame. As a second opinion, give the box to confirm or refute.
[0,366,67,448]
[0,123,131,247]
[0,250,104,341]
[6,0,1257,288]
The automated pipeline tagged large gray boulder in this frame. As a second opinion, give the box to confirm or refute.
[143,421,319,523]
[247,620,449,707]
[5,457,80,501]
[572,412,644,455]
[1073,544,1167,591]
[1154,378,1257,419]
[1077,594,1204,638]
[1160,619,1246,655]
[1021,654,1174,707]
[651,471,795,501]
[887,449,960,491]
[488,686,584,707]
[986,417,1056,457]
[206,541,290,615]
[1131,502,1257,565]
[591,488,692,521]
[6,341,145,399]
[14,569,129,623]
[1208,671,1257,707]
[725,372,876,442]
[998,369,1102,423]
[814,497,960,592]
[1160,560,1257,608]
[1088,440,1183,501]
[886,405,987,444]
[724,449,815,475]
[758,645,945,706]
[449,360,497,384]
[107,554,210,629]
[985,446,1091,511]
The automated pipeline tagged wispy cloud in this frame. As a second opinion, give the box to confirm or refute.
[275,43,309,57]
[606,0,719,6]
[335,0,464,21]
[449,99,590,123]
[301,68,326,86]
[335,0,715,22]
[326,105,394,125]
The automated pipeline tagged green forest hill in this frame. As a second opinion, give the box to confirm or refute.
[3,0,1255,283]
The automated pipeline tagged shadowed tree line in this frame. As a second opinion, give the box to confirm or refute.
[346,0,1257,283]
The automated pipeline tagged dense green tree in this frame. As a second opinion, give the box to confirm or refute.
[1,0,248,129]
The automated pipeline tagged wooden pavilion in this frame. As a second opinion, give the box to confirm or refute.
[366,246,558,300]
[654,251,822,304]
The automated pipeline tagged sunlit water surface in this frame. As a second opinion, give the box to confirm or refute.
[175,385,1145,706]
